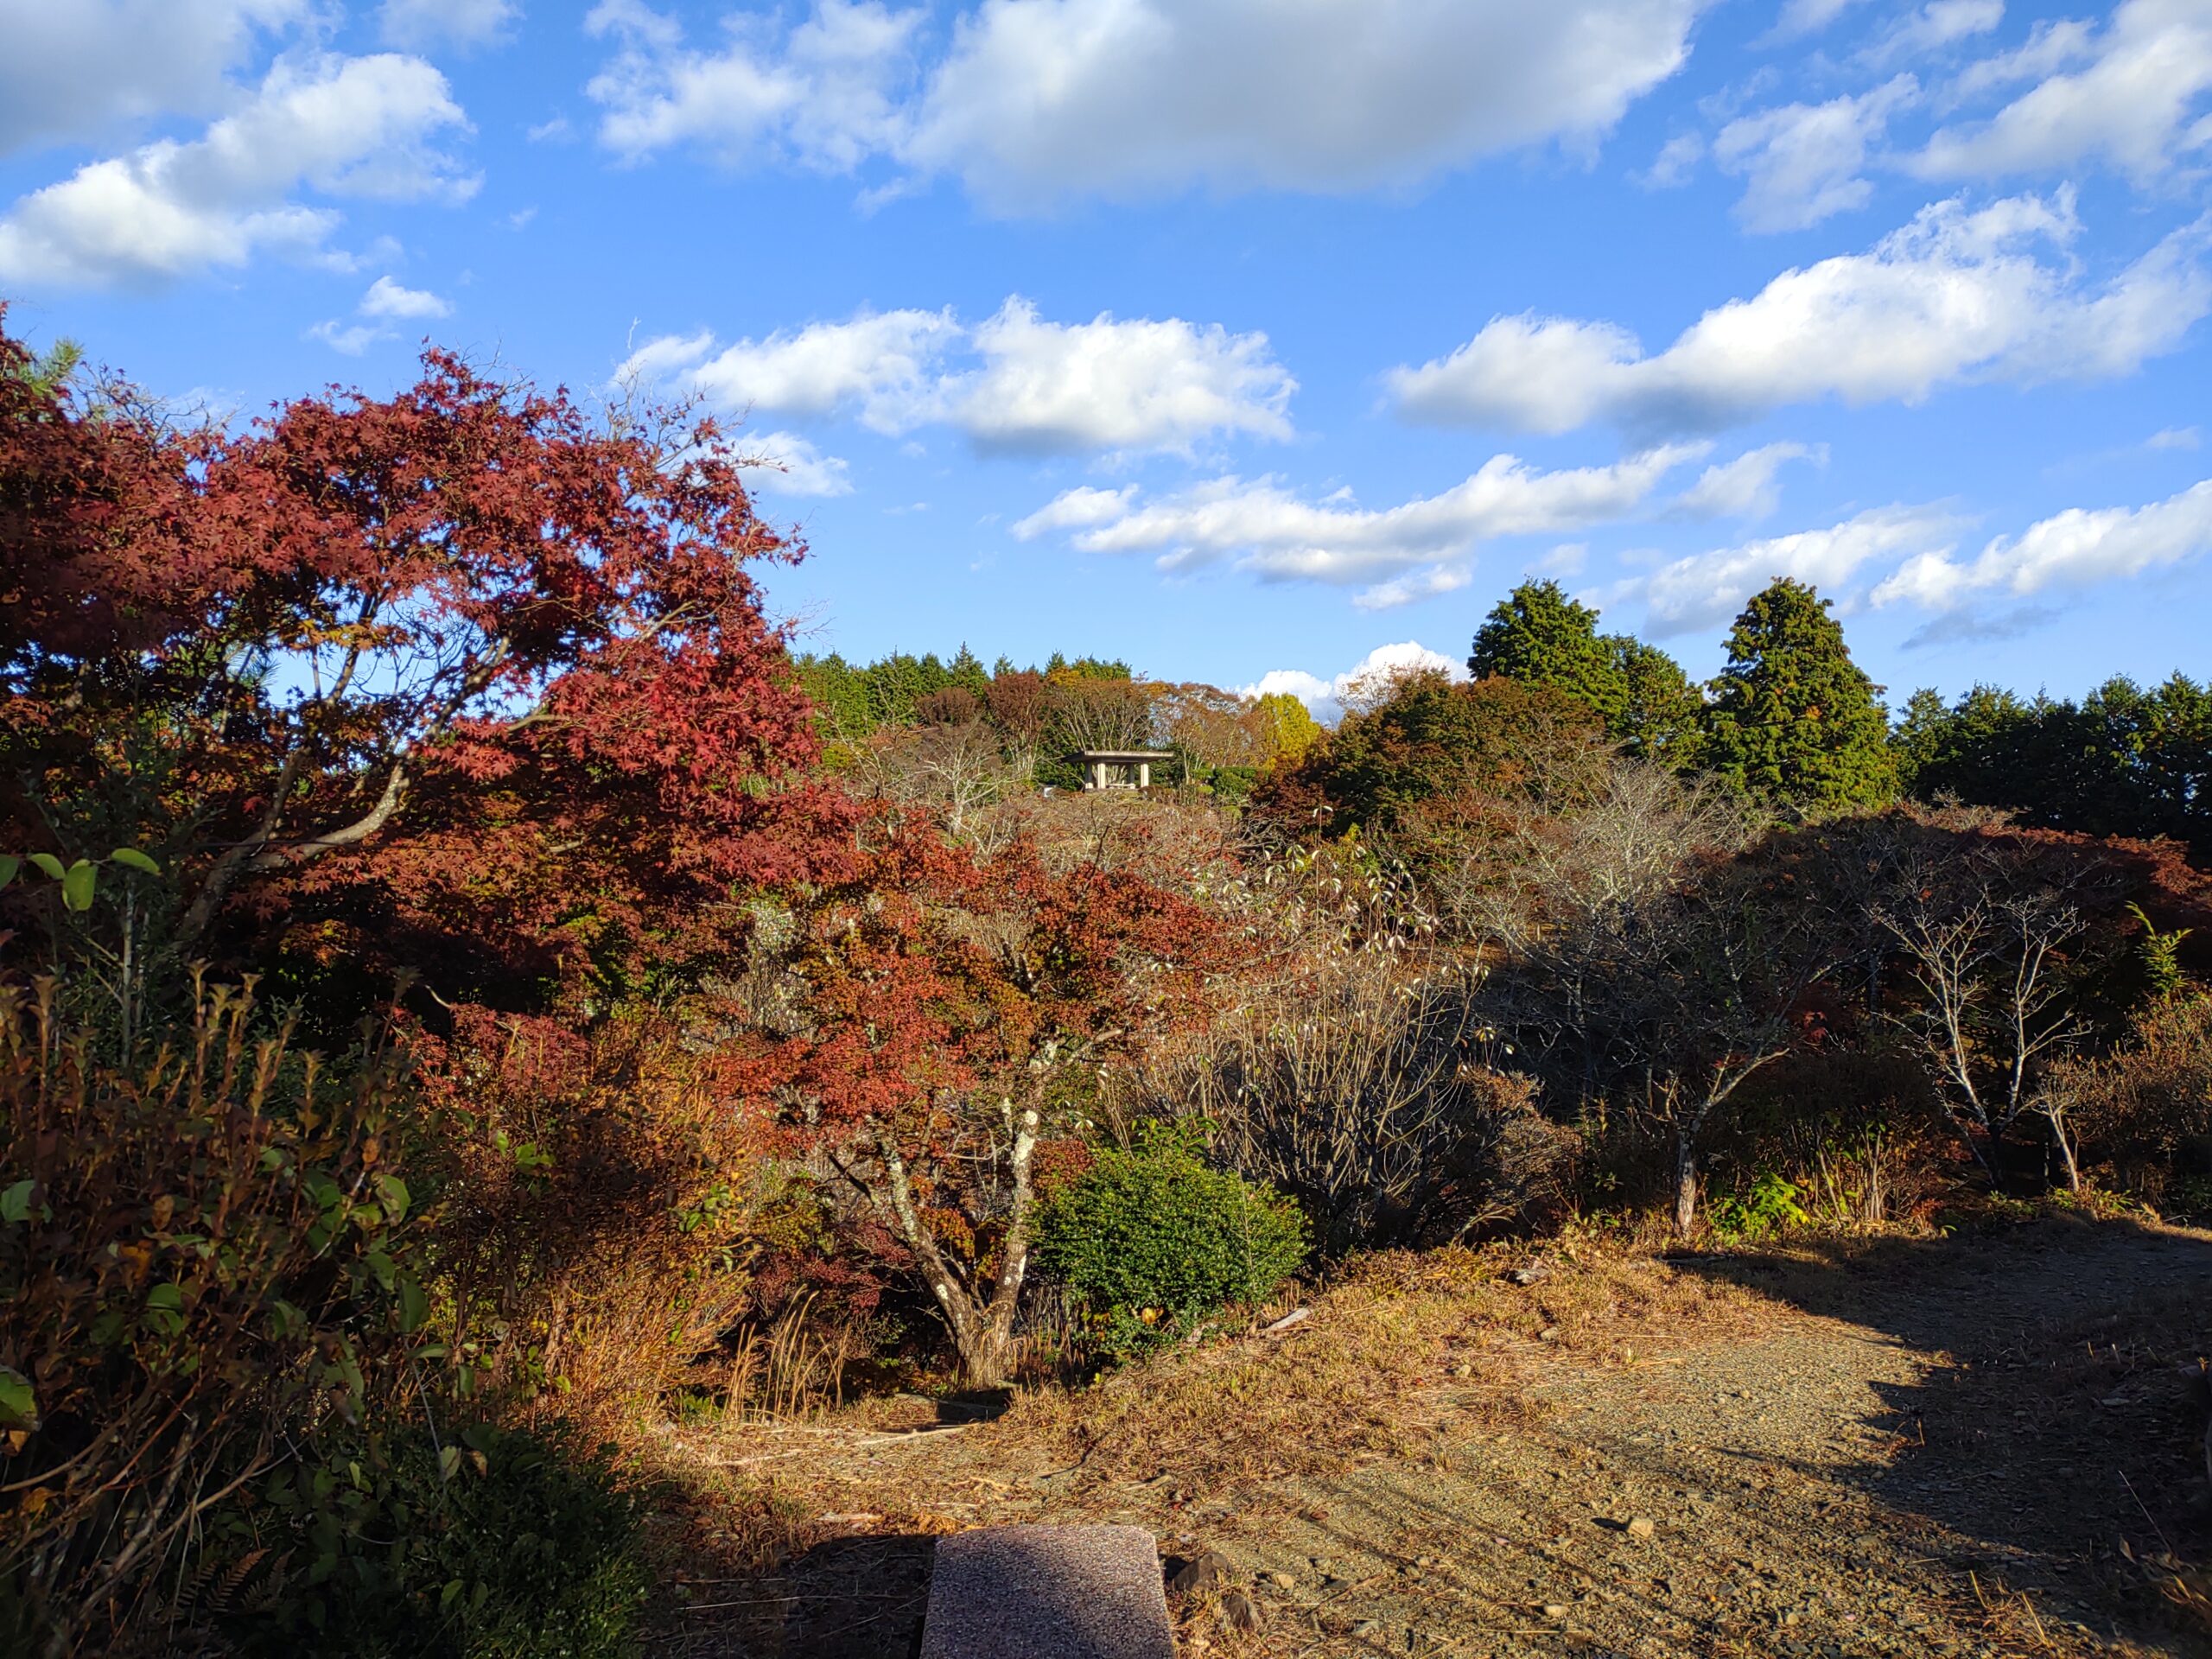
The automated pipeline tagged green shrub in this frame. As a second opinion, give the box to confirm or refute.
[1709,1172,1809,1241]
[216,1422,647,1659]
[1035,1122,1307,1349]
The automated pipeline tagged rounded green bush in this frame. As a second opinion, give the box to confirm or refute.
[1035,1122,1307,1338]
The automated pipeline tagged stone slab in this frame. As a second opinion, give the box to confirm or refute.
[918,1524,1174,1659]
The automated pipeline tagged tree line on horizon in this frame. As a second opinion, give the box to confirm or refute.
[798,575,2210,859]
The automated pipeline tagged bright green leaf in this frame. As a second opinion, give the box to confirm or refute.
[372,1173,410,1224]
[0,856,18,891]
[437,1444,461,1483]
[0,1180,33,1224]
[397,1274,429,1334]
[27,854,64,880]
[60,861,96,912]
[107,847,161,875]
[0,1368,36,1430]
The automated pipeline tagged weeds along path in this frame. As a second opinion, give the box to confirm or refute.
[655,1219,2212,1659]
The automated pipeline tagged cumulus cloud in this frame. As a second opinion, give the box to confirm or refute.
[582,0,1709,208]
[1672,442,1824,519]
[1241,641,1467,722]
[640,308,957,431]
[620,299,1295,456]
[360,274,450,318]
[1713,76,1916,232]
[0,0,303,157]
[1011,446,1704,588]
[585,0,919,172]
[1918,0,2212,183]
[901,0,1707,211]
[0,54,474,288]
[944,300,1294,454]
[728,430,855,497]
[1386,191,2211,437]
[380,0,518,51]
[1635,505,1965,634]
[1872,479,2212,608]
[310,272,454,353]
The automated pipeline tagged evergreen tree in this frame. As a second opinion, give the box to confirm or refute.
[947,643,992,700]
[1470,579,1704,764]
[1469,580,1624,726]
[1611,636,1704,767]
[1702,579,1895,807]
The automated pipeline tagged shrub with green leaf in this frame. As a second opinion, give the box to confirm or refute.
[217,1423,646,1659]
[1035,1122,1307,1351]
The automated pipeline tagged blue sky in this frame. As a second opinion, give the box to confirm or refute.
[3,0,2208,717]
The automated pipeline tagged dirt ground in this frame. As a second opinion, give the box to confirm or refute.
[650,1216,2212,1658]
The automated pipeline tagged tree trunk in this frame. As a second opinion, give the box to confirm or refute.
[2046,1109,2082,1193]
[1672,1129,1700,1240]
[873,1103,1039,1391]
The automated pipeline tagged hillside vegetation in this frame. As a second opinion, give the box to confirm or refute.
[4,324,2211,1656]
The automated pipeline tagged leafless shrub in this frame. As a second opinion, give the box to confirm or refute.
[1126,903,1575,1254]
[2039,994,2212,1208]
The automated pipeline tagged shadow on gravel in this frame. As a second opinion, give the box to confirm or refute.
[659,1533,932,1659]
[1673,1216,2212,1653]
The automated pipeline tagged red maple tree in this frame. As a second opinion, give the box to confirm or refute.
[737,812,1226,1386]
[3,322,845,1012]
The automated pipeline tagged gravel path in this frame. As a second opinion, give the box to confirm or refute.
[662,1219,2212,1659]
[1213,1221,2212,1657]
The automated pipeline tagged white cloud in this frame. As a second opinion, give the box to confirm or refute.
[1713,76,1916,232]
[1873,479,2212,608]
[2148,425,2201,451]
[1643,131,1706,188]
[585,0,919,172]
[944,300,1294,454]
[0,54,474,288]
[1241,641,1467,722]
[0,0,304,157]
[1351,566,1473,612]
[1386,191,2211,437]
[1919,0,2212,183]
[729,430,854,497]
[622,299,1295,456]
[902,0,1707,211]
[360,274,450,318]
[1673,442,1824,518]
[581,0,1711,208]
[308,319,385,355]
[381,0,517,51]
[649,308,957,432]
[1769,0,1872,41]
[1011,446,1703,586]
[1636,505,1964,634]
[1864,0,2003,67]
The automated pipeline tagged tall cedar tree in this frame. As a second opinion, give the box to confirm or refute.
[1,322,842,1019]
[1469,580,1702,765]
[1702,578,1896,808]
[1469,581,1624,727]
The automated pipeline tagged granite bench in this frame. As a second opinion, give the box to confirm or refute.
[918,1524,1176,1659]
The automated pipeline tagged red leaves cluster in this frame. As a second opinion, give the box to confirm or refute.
[740,810,1227,1151]
[1,315,851,1008]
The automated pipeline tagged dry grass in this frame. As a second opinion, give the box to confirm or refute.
[1000,1240,1761,1496]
